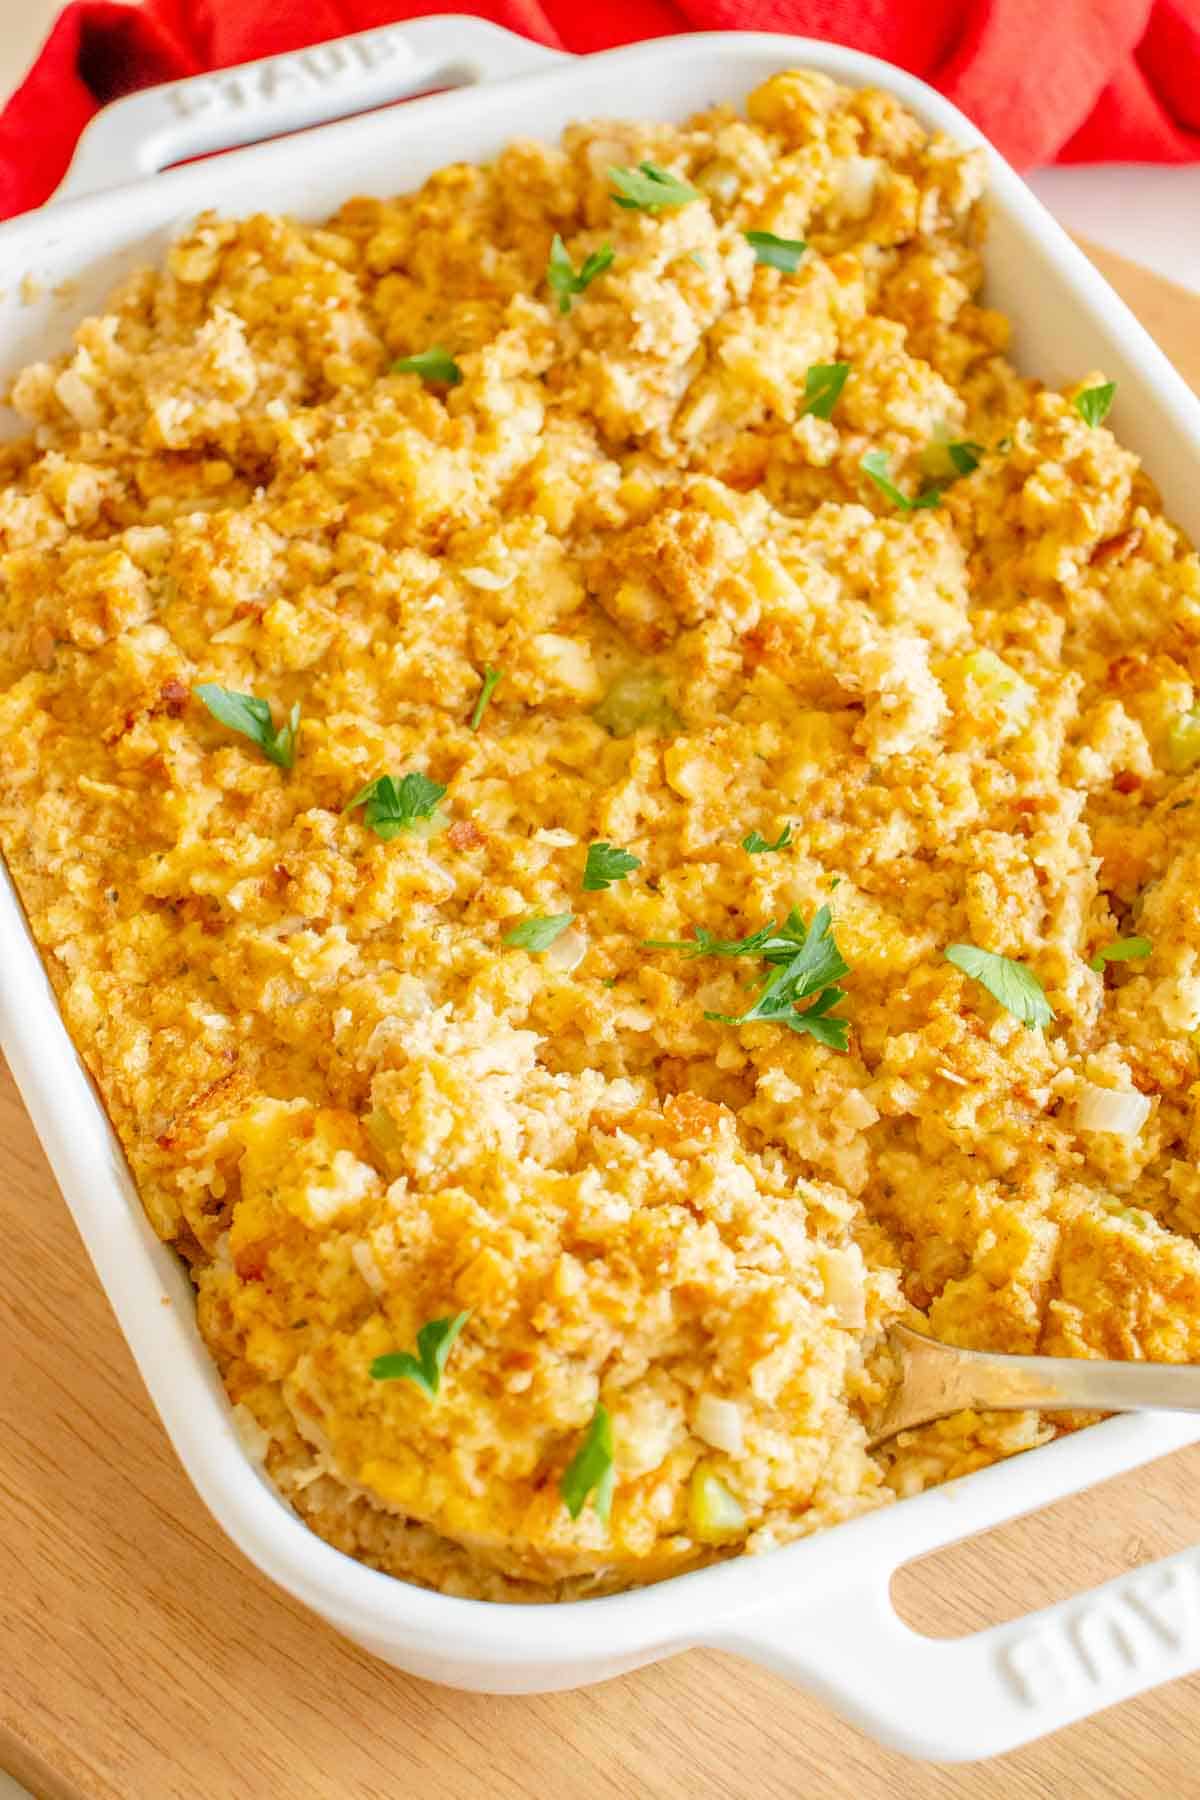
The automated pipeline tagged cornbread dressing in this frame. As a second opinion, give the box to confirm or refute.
[3,72,1200,1601]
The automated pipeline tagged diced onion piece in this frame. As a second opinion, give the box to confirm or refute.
[834,155,880,218]
[694,1393,744,1456]
[695,159,741,204]
[365,1106,404,1171]
[55,367,102,428]
[230,1401,271,1466]
[688,1465,746,1542]
[351,1239,386,1294]
[1076,1082,1151,1137]
[543,924,588,973]
[1168,711,1200,771]
[462,566,513,591]
[817,1245,867,1329]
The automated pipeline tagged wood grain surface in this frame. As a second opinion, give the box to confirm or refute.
[2,240,1199,1800]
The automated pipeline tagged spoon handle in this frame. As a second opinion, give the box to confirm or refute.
[870,1324,1200,1446]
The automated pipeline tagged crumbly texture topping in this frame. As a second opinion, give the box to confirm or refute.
[3,71,1200,1601]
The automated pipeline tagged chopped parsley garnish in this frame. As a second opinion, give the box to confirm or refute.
[504,913,574,951]
[946,440,984,475]
[609,162,699,212]
[650,908,851,1046]
[370,1311,470,1402]
[468,664,504,731]
[547,234,614,313]
[1089,935,1151,973]
[560,1402,615,1522]
[703,904,851,1046]
[195,685,300,769]
[583,841,641,891]
[861,449,941,511]
[745,230,807,272]
[1075,382,1115,428]
[922,438,985,483]
[799,362,850,421]
[393,346,462,386]
[345,770,447,841]
[742,823,792,854]
[645,921,779,959]
[944,944,1054,1029]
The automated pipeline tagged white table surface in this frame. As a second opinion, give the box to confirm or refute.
[0,9,1193,1799]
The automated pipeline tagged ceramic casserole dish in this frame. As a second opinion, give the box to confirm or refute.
[4,16,1200,1762]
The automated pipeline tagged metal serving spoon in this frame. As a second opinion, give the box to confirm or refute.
[869,1323,1200,1447]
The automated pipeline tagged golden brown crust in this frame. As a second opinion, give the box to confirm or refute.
[2,70,1200,1600]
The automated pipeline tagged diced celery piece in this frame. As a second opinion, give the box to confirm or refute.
[919,439,959,483]
[960,649,1033,722]
[408,808,449,840]
[688,1465,746,1541]
[920,436,981,484]
[1168,711,1200,771]
[592,667,681,739]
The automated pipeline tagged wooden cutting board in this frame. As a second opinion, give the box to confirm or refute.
[2,241,1199,1800]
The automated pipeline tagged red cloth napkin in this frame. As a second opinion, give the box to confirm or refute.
[2,0,1198,220]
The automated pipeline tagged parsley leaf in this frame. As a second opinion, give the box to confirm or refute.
[504,913,574,951]
[800,362,849,421]
[468,665,504,732]
[922,437,985,483]
[583,841,641,891]
[609,162,699,212]
[705,904,851,1045]
[745,230,806,272]
[645,908,854,1044]
[547,234,614,314]
[370,1311,470,1402]
[646,910,817,964]
[1075,382,1115,428]
[739,982,851,1048]
[345,770,447,841]
[1089,935,1151,973]
[947,440,984,475]
[743,823,792,854]
[944,943,1054,1029]
[644,922,777,959]
[861,449,941,511]
[196,685,300,769]
[560,1402,615,1522]
[393,346,462,386]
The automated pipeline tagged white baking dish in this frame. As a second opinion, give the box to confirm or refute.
[4,17,1200,1763]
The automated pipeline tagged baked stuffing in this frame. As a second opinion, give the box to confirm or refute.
[3,70,1200,1600]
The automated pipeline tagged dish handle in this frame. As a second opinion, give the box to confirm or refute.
[717,1539,1200,1760]
[52,16,567,203]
